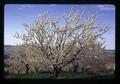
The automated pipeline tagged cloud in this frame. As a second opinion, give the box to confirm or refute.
[4,35,23,45]
[100,7,115,10]
[29,15,35,18]
[49,4,57,6]
[97,5,105,8]
[37,14,42,17]
[97,5,115,11]
[18,5,34,10]
[28,13,42,19]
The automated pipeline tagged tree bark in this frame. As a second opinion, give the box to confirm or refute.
[73,63,79,72]
[54,70,58,78]
[52,64,62,78]
[18,70,21,74]
[25,64,29,74]
[53,64,58,78]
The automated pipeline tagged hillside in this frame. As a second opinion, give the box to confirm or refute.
[4,45,115,59]
[4,45,16,57]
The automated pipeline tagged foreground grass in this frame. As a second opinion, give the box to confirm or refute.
[12,72,113,79]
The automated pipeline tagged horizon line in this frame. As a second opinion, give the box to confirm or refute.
[4,44,115,50]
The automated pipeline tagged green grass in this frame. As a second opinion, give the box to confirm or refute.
[12,72,113,79]
[57,72,94,79]
[13,72,52,79]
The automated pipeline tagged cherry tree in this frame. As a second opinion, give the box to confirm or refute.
[9,9,110,78]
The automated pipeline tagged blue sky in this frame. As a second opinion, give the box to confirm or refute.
[4,4,115,50]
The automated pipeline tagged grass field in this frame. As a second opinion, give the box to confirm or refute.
[12,72,114,79]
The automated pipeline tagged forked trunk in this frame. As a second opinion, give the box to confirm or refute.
[73,64,79,72]
[53,64,62,78]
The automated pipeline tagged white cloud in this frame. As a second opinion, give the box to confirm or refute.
[18,8,23,10]
[37,14,42,17]
[4,35,23,45]
[28,13,42,19]
[49,4,57,6]
[97,5,115,11]
[97,5,105,8]
[18,5,34,10]
[29,15,35,18]
[100,7,115,10]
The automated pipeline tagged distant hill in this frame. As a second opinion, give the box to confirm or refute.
[4,45,16,59]
[4,54,10,59]
[4,45,26,59]
[4,45,115,59]
[104,50,115,54]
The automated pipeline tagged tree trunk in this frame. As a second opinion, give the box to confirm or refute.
[52,64,62,78]
[35,67,38,74]
[81,61,86,72]
[73,64,79,72]
[18,70,21,74]
[54,70,58,78]
[25,64,29,74]
[53,64,58,78]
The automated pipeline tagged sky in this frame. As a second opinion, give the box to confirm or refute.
[4,4,115,50]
